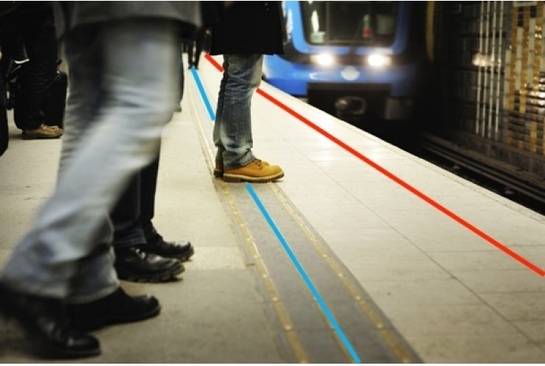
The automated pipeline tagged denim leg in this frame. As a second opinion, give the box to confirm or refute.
[1,19,179,300]
[213,54,263,169]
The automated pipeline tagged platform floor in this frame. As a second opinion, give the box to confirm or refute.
[1,56,545,362]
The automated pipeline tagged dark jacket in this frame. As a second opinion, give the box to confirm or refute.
[210,1,283,55]
[54,1,201,37]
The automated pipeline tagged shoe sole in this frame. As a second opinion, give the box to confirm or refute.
[222,172,284,183]
[116,262,185,283]
[35,341,101,359]
[21,134,62,140]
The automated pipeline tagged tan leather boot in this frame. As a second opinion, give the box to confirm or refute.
[223,159,284,183]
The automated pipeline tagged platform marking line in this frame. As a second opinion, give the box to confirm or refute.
[245,183,362,363]
[190,67,216,121]
[204,53,545,277]
[189,68,309,363]
[191,66,362,363]
[192,65,410,361]
[268,183,417,363]
[220,183,310,363]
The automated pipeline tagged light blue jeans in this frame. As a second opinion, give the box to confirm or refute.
[1,19,179,303]
[213,54,263,170]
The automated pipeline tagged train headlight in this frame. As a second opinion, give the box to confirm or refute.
[367,54,392,68]
[311,53,335,67]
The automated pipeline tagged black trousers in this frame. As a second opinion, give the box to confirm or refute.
[110,150,160,248]
[10,4,59,130]
[110,56,185,248]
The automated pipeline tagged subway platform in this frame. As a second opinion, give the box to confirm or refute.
[1,55,545,362]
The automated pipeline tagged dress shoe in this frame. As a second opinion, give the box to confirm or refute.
[0,283,100,359]
[114,246,184,283]
[143,227,194,261]
[68,287,160,331]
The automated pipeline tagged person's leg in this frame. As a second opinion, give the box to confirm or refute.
[138,148,194,262]
[14,6,62,138]
[42,70,68,128]
[213,54,262,170]
[0,24,106,359]
[213,54,284,182]
[213,58,229,175]
[111,170,146,249]
[1,17,180,305]
[110,152,185,283]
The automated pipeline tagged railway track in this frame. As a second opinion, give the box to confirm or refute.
[419,133,545,215]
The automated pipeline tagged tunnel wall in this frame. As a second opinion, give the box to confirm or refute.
[430,1,545,181]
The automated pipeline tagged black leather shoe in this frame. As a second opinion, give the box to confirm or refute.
[114,246,184,283]
[143,228,195,262]
[0,283,101,359]
[68,287,160,331]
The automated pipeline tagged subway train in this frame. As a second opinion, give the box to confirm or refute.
[263,1,424,121]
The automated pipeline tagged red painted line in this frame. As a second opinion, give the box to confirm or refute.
[204,53,545,277]
[205,53,224,72]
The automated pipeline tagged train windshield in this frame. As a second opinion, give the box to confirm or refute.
[300,1,398,46]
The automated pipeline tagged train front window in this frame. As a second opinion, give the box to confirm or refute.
[301,1,398,46]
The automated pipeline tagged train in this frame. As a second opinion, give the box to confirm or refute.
[263,1,424,122]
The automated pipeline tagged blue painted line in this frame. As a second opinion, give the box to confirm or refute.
[245,183,362,363]
[190,67,216,121]
[190,67,361,363]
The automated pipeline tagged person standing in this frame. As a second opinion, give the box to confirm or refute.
[3,3,64,139]
[111,149,194,283]
[0,2,200,358]
[210,2,284,183]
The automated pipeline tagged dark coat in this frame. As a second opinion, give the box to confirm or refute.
[210,1,283,55]
[54,1,201,37]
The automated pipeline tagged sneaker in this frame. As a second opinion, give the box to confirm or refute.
[143,228,194,262]
[68,287,160,331]
[114,246,184,283]
[22,124,63,140]
[223,159,284,183]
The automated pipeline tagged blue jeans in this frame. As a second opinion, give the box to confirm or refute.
[213,54,263,169]
[1,19,179,303]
